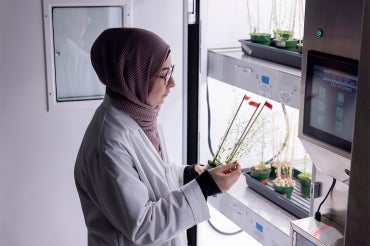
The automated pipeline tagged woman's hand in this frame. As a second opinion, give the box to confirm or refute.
[207,162,241,192]
[194,164,206,175]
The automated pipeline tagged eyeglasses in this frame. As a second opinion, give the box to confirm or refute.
[158,64,175,86]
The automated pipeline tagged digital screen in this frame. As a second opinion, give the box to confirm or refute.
[293,232,317,246]
[303,51,358,153]
[295,232,317,246]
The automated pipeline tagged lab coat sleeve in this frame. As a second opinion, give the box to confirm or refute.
[165,164,186,186]
[87,143,210,245]
[157,124,186,186]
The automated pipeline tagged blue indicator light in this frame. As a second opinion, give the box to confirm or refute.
[261,75,269,85]
[256,222,263,232]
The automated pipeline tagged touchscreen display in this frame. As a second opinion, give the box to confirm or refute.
[295,232,317,246]
[303,51,358,153]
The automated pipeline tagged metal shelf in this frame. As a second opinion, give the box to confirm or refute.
[206,48,306,246]
[207,48,302,109]
[208,176,297,246]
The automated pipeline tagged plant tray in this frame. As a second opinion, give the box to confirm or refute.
[239,39,302,69]
[243,169,309,218]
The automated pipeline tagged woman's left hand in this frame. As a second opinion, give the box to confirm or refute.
[194,164,206,175]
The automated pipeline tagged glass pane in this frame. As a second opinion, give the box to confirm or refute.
[52,6,123,101]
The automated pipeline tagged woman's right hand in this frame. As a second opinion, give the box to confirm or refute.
[207,162,241,192]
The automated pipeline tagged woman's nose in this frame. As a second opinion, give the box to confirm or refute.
[167,76,175,88]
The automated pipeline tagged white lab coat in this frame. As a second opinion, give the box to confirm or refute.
[74,95,210,246]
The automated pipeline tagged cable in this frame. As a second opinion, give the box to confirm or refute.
[206,77,215,157]
[207,220,243,235]
[315,177,336,222]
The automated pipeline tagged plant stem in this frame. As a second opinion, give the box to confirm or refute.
[212,95,248,163]
[227,102,268,163]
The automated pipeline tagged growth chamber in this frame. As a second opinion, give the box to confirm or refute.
[195,0,370,245]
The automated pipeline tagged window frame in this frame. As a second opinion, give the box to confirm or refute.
[42,0,132,111]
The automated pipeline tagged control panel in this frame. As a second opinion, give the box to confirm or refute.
[207,48,301,109]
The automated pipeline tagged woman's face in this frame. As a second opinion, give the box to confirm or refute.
[147,56,175,107]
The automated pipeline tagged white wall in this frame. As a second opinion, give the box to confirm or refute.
[0,0,184,245]
[205,0,250,49]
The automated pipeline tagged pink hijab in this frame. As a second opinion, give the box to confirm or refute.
[90,28,170,157]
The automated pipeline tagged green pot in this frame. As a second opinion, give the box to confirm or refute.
[299,178,311,198]
[250,33,271,46]
[274,39,298,51]
[280,32,291,40]
[274,30,293,40]
[273,185,294,199]
[206,160,218,170]
[250,168,271,185]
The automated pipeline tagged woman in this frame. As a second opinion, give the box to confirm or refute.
[74,27,241,246]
